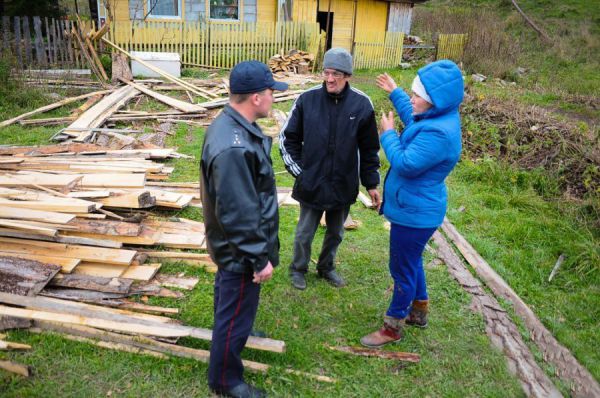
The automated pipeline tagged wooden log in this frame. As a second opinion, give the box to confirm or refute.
[0,256,61,296]
[50,274,133,294]
[441,220,600,398]
[0,360,30,377]
[433,231,562,398]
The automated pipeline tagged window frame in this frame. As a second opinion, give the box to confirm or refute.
[208,0,241,21]
[146,0,183,20]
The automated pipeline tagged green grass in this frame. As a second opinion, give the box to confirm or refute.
[1,63,598,396]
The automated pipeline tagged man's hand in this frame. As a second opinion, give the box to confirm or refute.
[253,261,274,284]
[376,73,398,94]
[368,189,381,211]
[380,111,395,135]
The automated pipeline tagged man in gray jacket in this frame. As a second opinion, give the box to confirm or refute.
[201,60,287,398]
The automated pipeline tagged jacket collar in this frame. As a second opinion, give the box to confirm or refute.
[223,104,266,140]
[322,81,350,101]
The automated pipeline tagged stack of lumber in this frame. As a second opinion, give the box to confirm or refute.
[268,49,314,74]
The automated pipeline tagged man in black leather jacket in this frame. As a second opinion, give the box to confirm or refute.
[279,48,381,290]
[201,60,287,398]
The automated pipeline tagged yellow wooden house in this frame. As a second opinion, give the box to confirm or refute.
[94,0,427,68]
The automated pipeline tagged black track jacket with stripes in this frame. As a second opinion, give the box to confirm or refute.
[279,82,380,210]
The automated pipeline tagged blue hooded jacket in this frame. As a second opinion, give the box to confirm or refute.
[380,60,464,228]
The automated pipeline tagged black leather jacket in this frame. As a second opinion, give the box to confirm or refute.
[200,105,279,274]
[279,83,380,210]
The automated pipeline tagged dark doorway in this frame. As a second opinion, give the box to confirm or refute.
[317,11,333,51]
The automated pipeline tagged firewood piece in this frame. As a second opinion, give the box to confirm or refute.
[0,256,61,296]
[0,340,31,350]
[327,345,420,362]
[50,274,133,293]
[111,52,133,84]
[154,274,199,290]
[0,360,30,377]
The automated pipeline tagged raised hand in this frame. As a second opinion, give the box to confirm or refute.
[380,111,395,134]
[376,73,398,93]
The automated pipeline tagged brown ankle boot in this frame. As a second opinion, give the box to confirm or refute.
[360,316,405,348]
[406,300,429,328]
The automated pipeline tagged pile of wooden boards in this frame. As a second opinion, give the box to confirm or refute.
[268,49,314,74]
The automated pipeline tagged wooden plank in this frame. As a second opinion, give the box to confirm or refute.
[0,252,79,273]
[0,205,74,224]
[0,198,95,213]
[0,360,30,377]
[85,36,108,81]
[0,237,136,265]
[72,263,128,278]
[120,264,161,281]
[0,89,112,128]
[0,256,61,296]
[66,218,141,236]
[63,85,139,140]
[120,79,206,113]
[327,345,420,362]
[0,218,57,237]
[50,274,133,294]
[95,190,155,208]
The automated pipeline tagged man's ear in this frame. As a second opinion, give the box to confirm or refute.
[250,92,261,106]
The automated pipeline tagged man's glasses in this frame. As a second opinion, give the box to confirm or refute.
[322,70,345,79]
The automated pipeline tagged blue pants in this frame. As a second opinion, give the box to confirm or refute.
[386,224,437,319]
[208,269,261,392]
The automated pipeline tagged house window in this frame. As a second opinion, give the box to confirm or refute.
[210,0,239,20]
[147,0,181,19]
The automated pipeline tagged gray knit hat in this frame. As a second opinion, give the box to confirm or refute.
[323,48,353,75]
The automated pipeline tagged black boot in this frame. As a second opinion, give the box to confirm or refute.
[212,382,266,398]
[290,271,307,290]
[317,269,346,287]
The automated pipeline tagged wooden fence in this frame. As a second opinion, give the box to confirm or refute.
[353,31,404,70]
[436,33,468,62]
[108,20,322,70]
[0,16,98,69]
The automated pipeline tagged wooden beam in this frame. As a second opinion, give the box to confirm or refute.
[120,79,206,113]
[0,360,30,377]
[0,90,112,128]
[50,274,133,293]
[440,220,600,397]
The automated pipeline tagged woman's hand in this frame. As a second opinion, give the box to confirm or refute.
[376,73,398,94]
[380,111,395,135]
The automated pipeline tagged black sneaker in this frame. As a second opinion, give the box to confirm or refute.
[211,382,266,398]
[317,270,346,287]
[290,271,307,290]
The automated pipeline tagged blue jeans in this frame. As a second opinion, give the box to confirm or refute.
[386,223,437,319]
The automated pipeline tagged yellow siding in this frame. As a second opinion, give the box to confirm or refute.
[114,0,130,22]
[257,0,277,22]
[318,0,354,50]
[293,0,317,22]
[355,0,387,35]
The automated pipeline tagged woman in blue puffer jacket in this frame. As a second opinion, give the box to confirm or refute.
[361,60,464,347]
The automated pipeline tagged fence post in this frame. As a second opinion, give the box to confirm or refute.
[2,16,10,56]
[22,17,33,66]
[33,17,46,66]
[14,16,22,68]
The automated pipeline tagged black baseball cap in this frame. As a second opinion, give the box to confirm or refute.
[229,60,288,94]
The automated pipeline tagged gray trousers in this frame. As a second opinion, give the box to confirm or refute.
[290,204,350,273]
